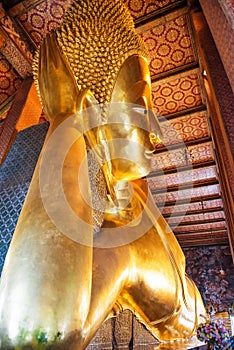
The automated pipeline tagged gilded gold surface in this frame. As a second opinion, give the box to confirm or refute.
[0,0,206,349]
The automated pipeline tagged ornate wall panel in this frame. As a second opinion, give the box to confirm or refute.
[0,52,22,105]
[169,211,225,225]
[138,12,196,76]
[154,111,209,148]
[152,147,191,171]
[187,141,214,165]
[0,7,32,78]
[152,69,203,115]
[177,231,227,242]
[153,183,220,205]
[151,141,214,171]
[161,198,224,216]
[173,221,226,233]
[148,165,217,190]
[0,37,32,78]
[17,0,73,46]
[122,0,179,19]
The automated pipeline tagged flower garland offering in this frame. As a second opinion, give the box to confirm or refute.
[196,318,230,348]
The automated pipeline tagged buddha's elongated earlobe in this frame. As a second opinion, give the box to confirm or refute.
[75,89,117,203]
[76,89,102,157]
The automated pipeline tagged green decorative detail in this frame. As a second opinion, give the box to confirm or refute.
[1,328,64,349]
[33,330,48,344]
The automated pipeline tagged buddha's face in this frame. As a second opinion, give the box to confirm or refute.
[103,55,162,182]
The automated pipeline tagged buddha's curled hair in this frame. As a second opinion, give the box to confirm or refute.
[32,0,150,230]
[34,0,149,107]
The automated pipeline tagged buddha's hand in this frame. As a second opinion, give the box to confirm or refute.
[37,31,79,121]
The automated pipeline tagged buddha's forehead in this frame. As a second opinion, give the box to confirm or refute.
[111,55,152,105]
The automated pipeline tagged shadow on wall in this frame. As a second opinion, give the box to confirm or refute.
[184,246,234,312]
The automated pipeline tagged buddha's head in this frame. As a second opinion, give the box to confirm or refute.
[34,0,162,182]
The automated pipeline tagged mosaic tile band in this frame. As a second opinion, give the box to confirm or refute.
[0,122,49,274]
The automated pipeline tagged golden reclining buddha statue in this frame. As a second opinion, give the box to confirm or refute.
[0,0,206,349]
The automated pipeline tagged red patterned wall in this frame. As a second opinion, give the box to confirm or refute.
[138,13,196,76]
[122,0,179,19]
[0,52,22,105]
[153,183,220,205]
[148,165,217,190]
[154,112,209,148]
[151,141,214,171]
[161,199,223,216]
[17,0,72,46]
[152,70,203,115]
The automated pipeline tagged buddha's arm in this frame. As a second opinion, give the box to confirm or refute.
[0,33,94,349]
[120,179,206,341]
[95,177,205,342]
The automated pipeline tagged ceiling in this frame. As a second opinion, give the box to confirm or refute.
[0,0,232,248]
